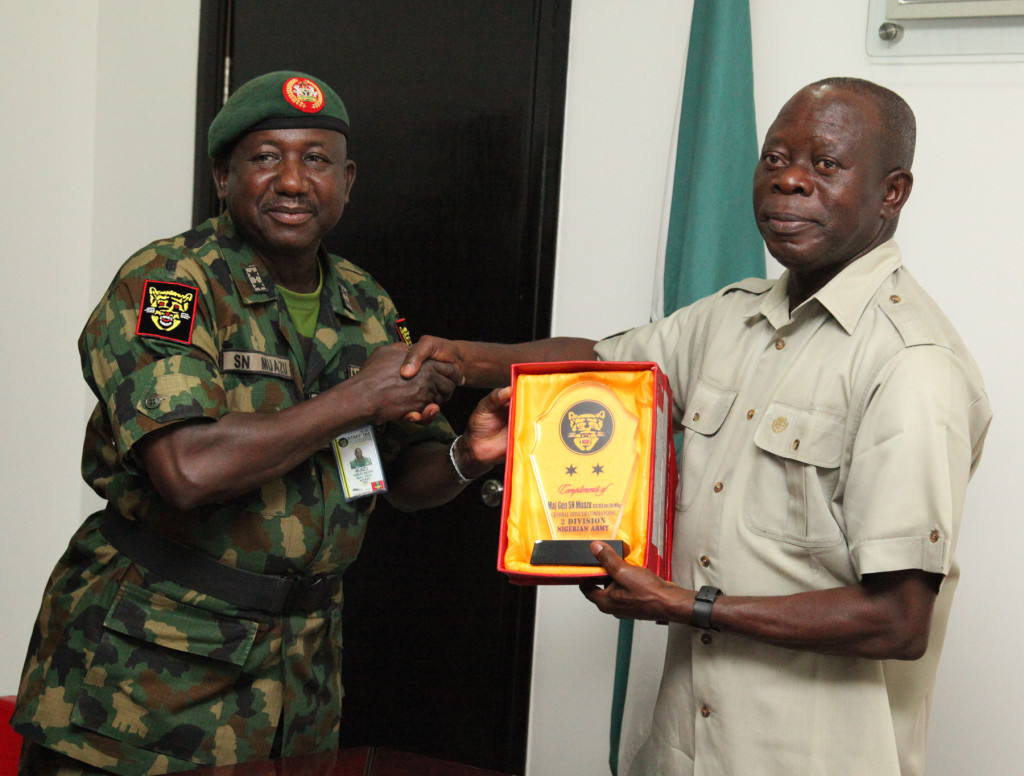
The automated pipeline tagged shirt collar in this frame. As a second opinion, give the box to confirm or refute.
[319,246,369,324]
[212,214,367,322]
[211,214,276,304]
[756,239,904,334]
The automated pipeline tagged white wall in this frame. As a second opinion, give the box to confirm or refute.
[2,3,1022,776]
[527,4,693,774]
[536,2,1024,776]
[0,3,99,689]
[0,0,199,689]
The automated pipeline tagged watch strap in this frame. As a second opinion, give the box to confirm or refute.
[691,585,722,630]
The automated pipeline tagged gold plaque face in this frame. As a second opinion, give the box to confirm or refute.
[530,381,638,543]
[503,369,657,574]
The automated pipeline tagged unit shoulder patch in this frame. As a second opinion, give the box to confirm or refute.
[136,280,199,344]
[395,317,413,346]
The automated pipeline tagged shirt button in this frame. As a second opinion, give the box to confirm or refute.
[792,439,800,451]
[701,705,712,718]
[700,633,713,645]
[890,294,902,304]
[775,338,785,350]
[144,395,163,409]
[746,409,755,420]
[930,530,941,543]
[699,555,711,567]
[691,411,701,422]
[713,482,724,493]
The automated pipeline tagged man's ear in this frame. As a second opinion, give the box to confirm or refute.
[342,159,357,204]
[881,168,913,221]
[212,158,229,200]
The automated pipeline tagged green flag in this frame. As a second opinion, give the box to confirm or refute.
[610,2,764,773]
[662,0,765,314]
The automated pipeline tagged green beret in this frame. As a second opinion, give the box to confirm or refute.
[208,71,350,158]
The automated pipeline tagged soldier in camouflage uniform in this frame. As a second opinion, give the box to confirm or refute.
[12,71,510,775]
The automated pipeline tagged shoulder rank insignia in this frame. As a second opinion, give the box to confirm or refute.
[243,264,268,294]
[136,279,199,344]
[395,317,413,346]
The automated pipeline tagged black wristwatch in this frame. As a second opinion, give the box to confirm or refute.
[691,585,723,630]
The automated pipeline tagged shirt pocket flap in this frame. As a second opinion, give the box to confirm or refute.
[104,583,257,667]
[680,379,738,436]
[753,401,845,468]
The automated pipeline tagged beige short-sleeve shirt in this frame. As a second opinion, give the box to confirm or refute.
[595,241,991,776]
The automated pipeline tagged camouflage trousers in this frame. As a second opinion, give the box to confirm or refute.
[18,726,287,775]
[13,512,344,775]
[20,740,111,776]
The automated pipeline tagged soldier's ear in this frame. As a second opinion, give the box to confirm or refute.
[212,159,230,200]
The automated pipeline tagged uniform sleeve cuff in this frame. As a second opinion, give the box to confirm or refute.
[109,358,225,457]
[850,532,950,578]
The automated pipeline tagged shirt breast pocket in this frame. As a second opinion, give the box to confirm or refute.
[679,379,738,511]
[744,401,846,548]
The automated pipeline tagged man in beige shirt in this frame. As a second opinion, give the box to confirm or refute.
[405,78,991,775]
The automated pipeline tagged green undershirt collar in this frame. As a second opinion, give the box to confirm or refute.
[278,266,324,339]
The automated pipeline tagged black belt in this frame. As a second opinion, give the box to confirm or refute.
[100,510,341,615]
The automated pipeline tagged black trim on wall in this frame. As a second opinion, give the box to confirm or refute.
[192,0,231,224]
[524,0,570,340]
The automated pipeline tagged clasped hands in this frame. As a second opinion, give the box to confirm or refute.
[361,338,510,473]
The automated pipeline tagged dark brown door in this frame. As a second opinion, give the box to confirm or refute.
[193,2,570,772]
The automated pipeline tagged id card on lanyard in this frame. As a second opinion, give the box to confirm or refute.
[333,425,388,500]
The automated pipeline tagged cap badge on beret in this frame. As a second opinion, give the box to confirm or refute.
[283,77,325,114]
[208,70,349,157]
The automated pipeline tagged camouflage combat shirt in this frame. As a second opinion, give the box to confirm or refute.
[13,214,454,774]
